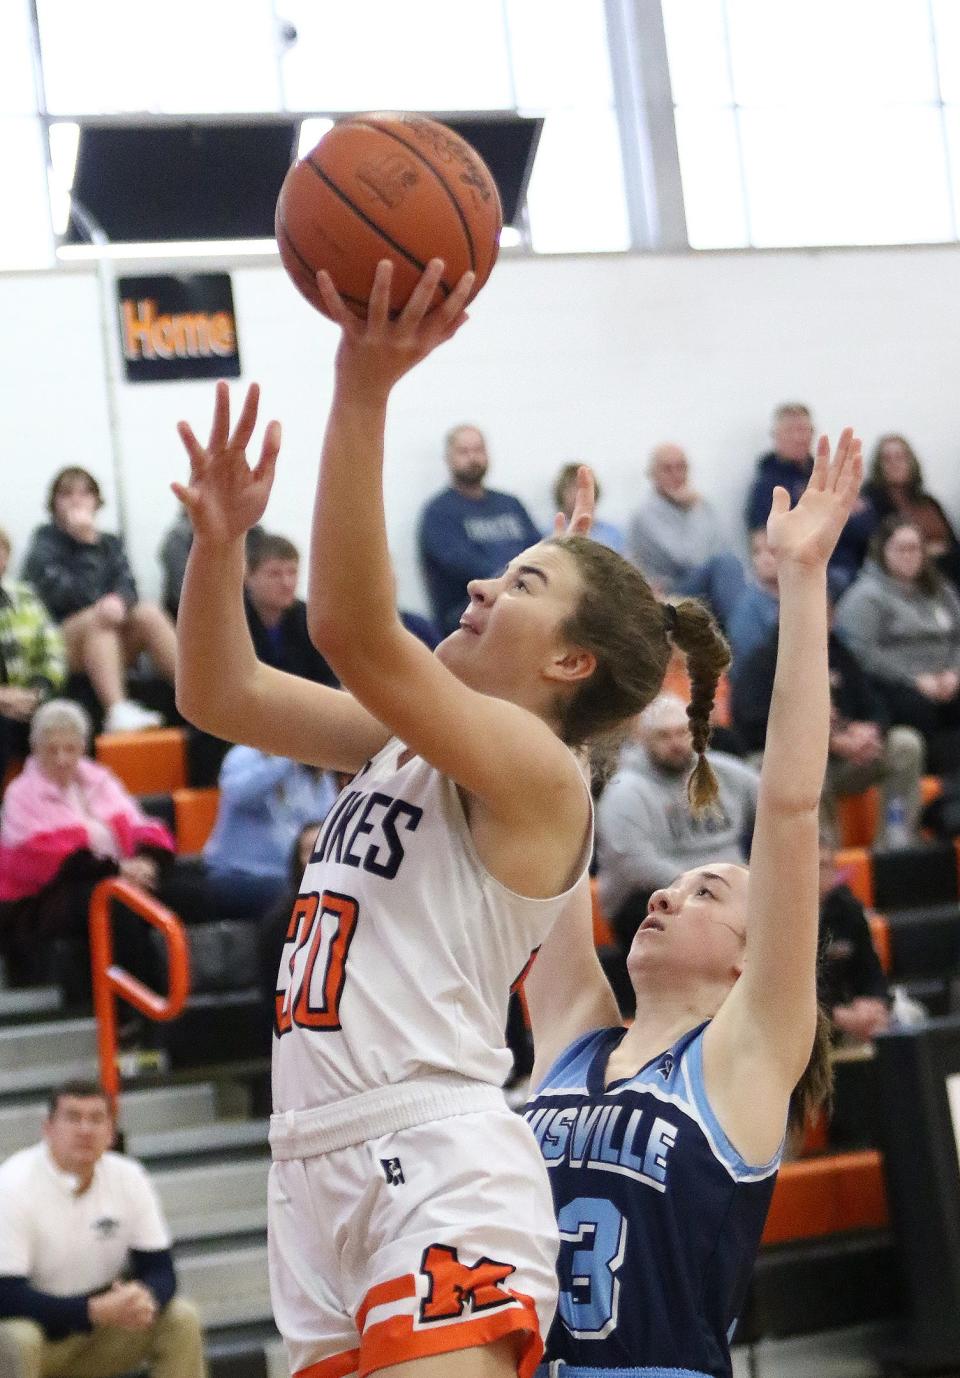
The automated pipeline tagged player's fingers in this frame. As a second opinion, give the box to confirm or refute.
[176,421,206,478]
[253,419,282,481]
[366,259,393,331]
[229,382,261,453]
[837,437,863,501]
[769,485,791,519]
[170,481,197,512]
[436,270,475,329]
[315,271,354,330]
[438,310,470,345]
[208,380,230,453]
[399,258,445,327]
[809,433,830,491]
[826,426,854,492]
[571,465,596,527]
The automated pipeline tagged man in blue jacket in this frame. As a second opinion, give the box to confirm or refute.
[417,425,541,637]
[745,402,875,593]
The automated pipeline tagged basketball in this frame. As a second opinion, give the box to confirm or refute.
[275,113,503,318]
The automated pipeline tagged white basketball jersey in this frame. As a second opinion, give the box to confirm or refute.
[272,738,591,1114]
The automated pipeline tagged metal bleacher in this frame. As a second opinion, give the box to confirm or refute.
[0,957,278,1376]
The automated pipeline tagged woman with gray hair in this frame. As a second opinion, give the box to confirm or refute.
[0,699,175,995]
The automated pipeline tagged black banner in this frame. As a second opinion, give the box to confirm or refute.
[118,273,241,382]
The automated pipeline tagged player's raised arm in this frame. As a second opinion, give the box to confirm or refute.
[525,875,622,1091]
[308,260,590,831]
[173,382,389,771]
[704,428,863,1160]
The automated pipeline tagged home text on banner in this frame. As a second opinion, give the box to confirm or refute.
[117,274,241,382]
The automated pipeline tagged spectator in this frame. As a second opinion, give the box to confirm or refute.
[596,692,759,960]
[0,529,66,781]
[22,467,174,733]
[745,403,874,594]
[834,517,960,771]
[551,462,624,554]
[863,433,960,584]
[818,843,891,1042]
[0,1079,206,1378]
[257,819,325,1047]
[417,423,541,637]
[158,511,265,620]
[203,746,338,919]
[628,442,744,627]
[243,534,337,686]
[0,699,175,995]
[727,528,780,673]
[399,608,441,649]
[732,612,924,846]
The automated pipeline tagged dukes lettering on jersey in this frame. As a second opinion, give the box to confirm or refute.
[525,1101,678,1191]
[310,784,423,880]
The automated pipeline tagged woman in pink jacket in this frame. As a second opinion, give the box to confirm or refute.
[0,698,174,997]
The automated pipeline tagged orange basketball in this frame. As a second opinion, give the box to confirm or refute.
[275,113,502,318]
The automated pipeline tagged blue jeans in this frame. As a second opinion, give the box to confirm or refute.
[205,866,285,920]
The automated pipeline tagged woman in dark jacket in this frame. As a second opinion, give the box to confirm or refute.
[862,434,960,586]
[23,467,176,733]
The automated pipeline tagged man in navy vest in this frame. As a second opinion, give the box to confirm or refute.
[418,425,541,638]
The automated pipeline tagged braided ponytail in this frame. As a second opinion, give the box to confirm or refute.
[788,1004,835,1137]
[664,598,732,814]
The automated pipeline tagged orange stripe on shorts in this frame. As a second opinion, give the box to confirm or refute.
[359,1292,542,1378]
[355,1273,417,1333]
[294,1348,360,1378]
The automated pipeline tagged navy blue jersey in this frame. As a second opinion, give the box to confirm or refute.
[526,1023,782,1378]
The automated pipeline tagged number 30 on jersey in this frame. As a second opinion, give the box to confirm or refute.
[275,890,359,1035]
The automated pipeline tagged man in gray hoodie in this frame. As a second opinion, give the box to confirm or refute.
[597,693,759,953]
[627,444,744,628]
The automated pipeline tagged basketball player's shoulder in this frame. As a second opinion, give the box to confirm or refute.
[530,1025,610,1097]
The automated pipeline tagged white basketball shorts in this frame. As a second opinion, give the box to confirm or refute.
[268,1079,560,1378]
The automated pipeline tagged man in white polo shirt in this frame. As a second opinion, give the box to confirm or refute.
[0,1079,206,1378]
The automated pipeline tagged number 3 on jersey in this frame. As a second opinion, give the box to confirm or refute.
[557,1197,627,1339]
[275,890,359,1036]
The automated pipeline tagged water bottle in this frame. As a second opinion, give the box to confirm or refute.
[884,795,910,849]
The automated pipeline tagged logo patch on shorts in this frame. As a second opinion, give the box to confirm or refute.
[419,1243,516,1321]
[381,1157,405,1186]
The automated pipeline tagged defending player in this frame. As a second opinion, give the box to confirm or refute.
[523,430,861,1378]
[172,259,729,1378]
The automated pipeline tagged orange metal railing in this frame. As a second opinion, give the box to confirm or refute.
[89,877,190,1103]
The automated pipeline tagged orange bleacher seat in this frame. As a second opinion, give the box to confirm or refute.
[173,787,220,853]
[590,876,615,948]
[761,1149,888,1245]
[798,1112,829,1157]
[834,847,873,908]
[95,727,187,796]
[867,912,892,975]
[836,787,881,849]
[838,775,942,849]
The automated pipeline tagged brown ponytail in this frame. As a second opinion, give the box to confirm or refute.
[788,1004,835,1136]
[550,540,730,792]
[664,598,732,814]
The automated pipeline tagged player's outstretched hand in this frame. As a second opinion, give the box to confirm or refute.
[316,258,473,397]
[767,427,862,572]
[553,465,596,538]
[173,381,280,547]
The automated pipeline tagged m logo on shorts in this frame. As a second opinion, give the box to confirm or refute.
[381,1157,405,1186]
[419,1243,516,1322]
